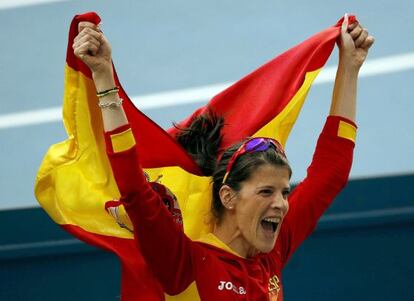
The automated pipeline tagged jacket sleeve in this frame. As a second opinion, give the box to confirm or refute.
[104,124,195,295]
[277,115,357,265]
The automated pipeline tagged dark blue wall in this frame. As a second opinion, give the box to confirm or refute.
[1,174,413,300]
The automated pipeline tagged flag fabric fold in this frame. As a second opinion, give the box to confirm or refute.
[35,12,350,300]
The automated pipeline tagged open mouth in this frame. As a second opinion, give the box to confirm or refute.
[260,217,279,233]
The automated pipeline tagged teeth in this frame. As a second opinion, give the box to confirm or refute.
[263,217,279,223]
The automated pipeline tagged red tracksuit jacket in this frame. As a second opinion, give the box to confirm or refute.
[105,115,356,300]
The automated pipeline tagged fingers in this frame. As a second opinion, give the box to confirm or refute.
[73,24,103,58]
[348,23,373,49]
[78,21,99,33]
[348,20,358,31]
[74,27,102,47]
[74,24,102,43]
[75,35,100,52]
[74,41,99,57]
[361,35,375,50]
[341,13,349,34]
[349,25,363,39]
[355,28,368,47]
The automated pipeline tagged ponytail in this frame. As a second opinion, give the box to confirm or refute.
[174,109,224,176]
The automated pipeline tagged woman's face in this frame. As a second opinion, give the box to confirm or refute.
[232,164,290,256]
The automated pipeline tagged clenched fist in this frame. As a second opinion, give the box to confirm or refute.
[73,22,113,75]
[339,14,375,70]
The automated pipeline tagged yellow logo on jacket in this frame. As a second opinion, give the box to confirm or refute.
[268,274,280,301]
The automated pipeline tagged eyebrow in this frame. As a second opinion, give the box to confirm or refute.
[256,185,275,190]
[256,185,291,191]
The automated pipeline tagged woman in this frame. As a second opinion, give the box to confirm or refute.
[73,15,374,300]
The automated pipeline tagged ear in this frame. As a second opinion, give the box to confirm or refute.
[219,185,236,210]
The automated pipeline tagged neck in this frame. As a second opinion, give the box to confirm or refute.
[213,217,258,258]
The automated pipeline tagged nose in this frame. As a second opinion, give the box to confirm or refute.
[270,193,289,215]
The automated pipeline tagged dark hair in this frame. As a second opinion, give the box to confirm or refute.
[175,108,224,176]
[175,110,291,223]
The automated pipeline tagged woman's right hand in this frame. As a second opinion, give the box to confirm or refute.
[73,22,113,76]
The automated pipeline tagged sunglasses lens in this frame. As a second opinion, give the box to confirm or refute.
[245,138,268,152]
[222,137,285,184]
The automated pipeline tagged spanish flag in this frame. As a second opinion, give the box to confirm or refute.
[35,12,351,300]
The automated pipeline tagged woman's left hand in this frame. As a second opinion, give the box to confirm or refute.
[338,14,375,70]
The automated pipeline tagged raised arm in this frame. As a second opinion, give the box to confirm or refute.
[73,22,195,294]
[330,14,375,122]
[277,15,374,265]
[73,22,128,131]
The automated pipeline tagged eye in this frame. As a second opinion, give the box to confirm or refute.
[282,189,290,200]
[259,188,274,196]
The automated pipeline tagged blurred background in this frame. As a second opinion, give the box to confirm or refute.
[0,0,413,300]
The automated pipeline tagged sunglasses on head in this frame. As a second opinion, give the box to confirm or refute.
[222,137,286,184]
